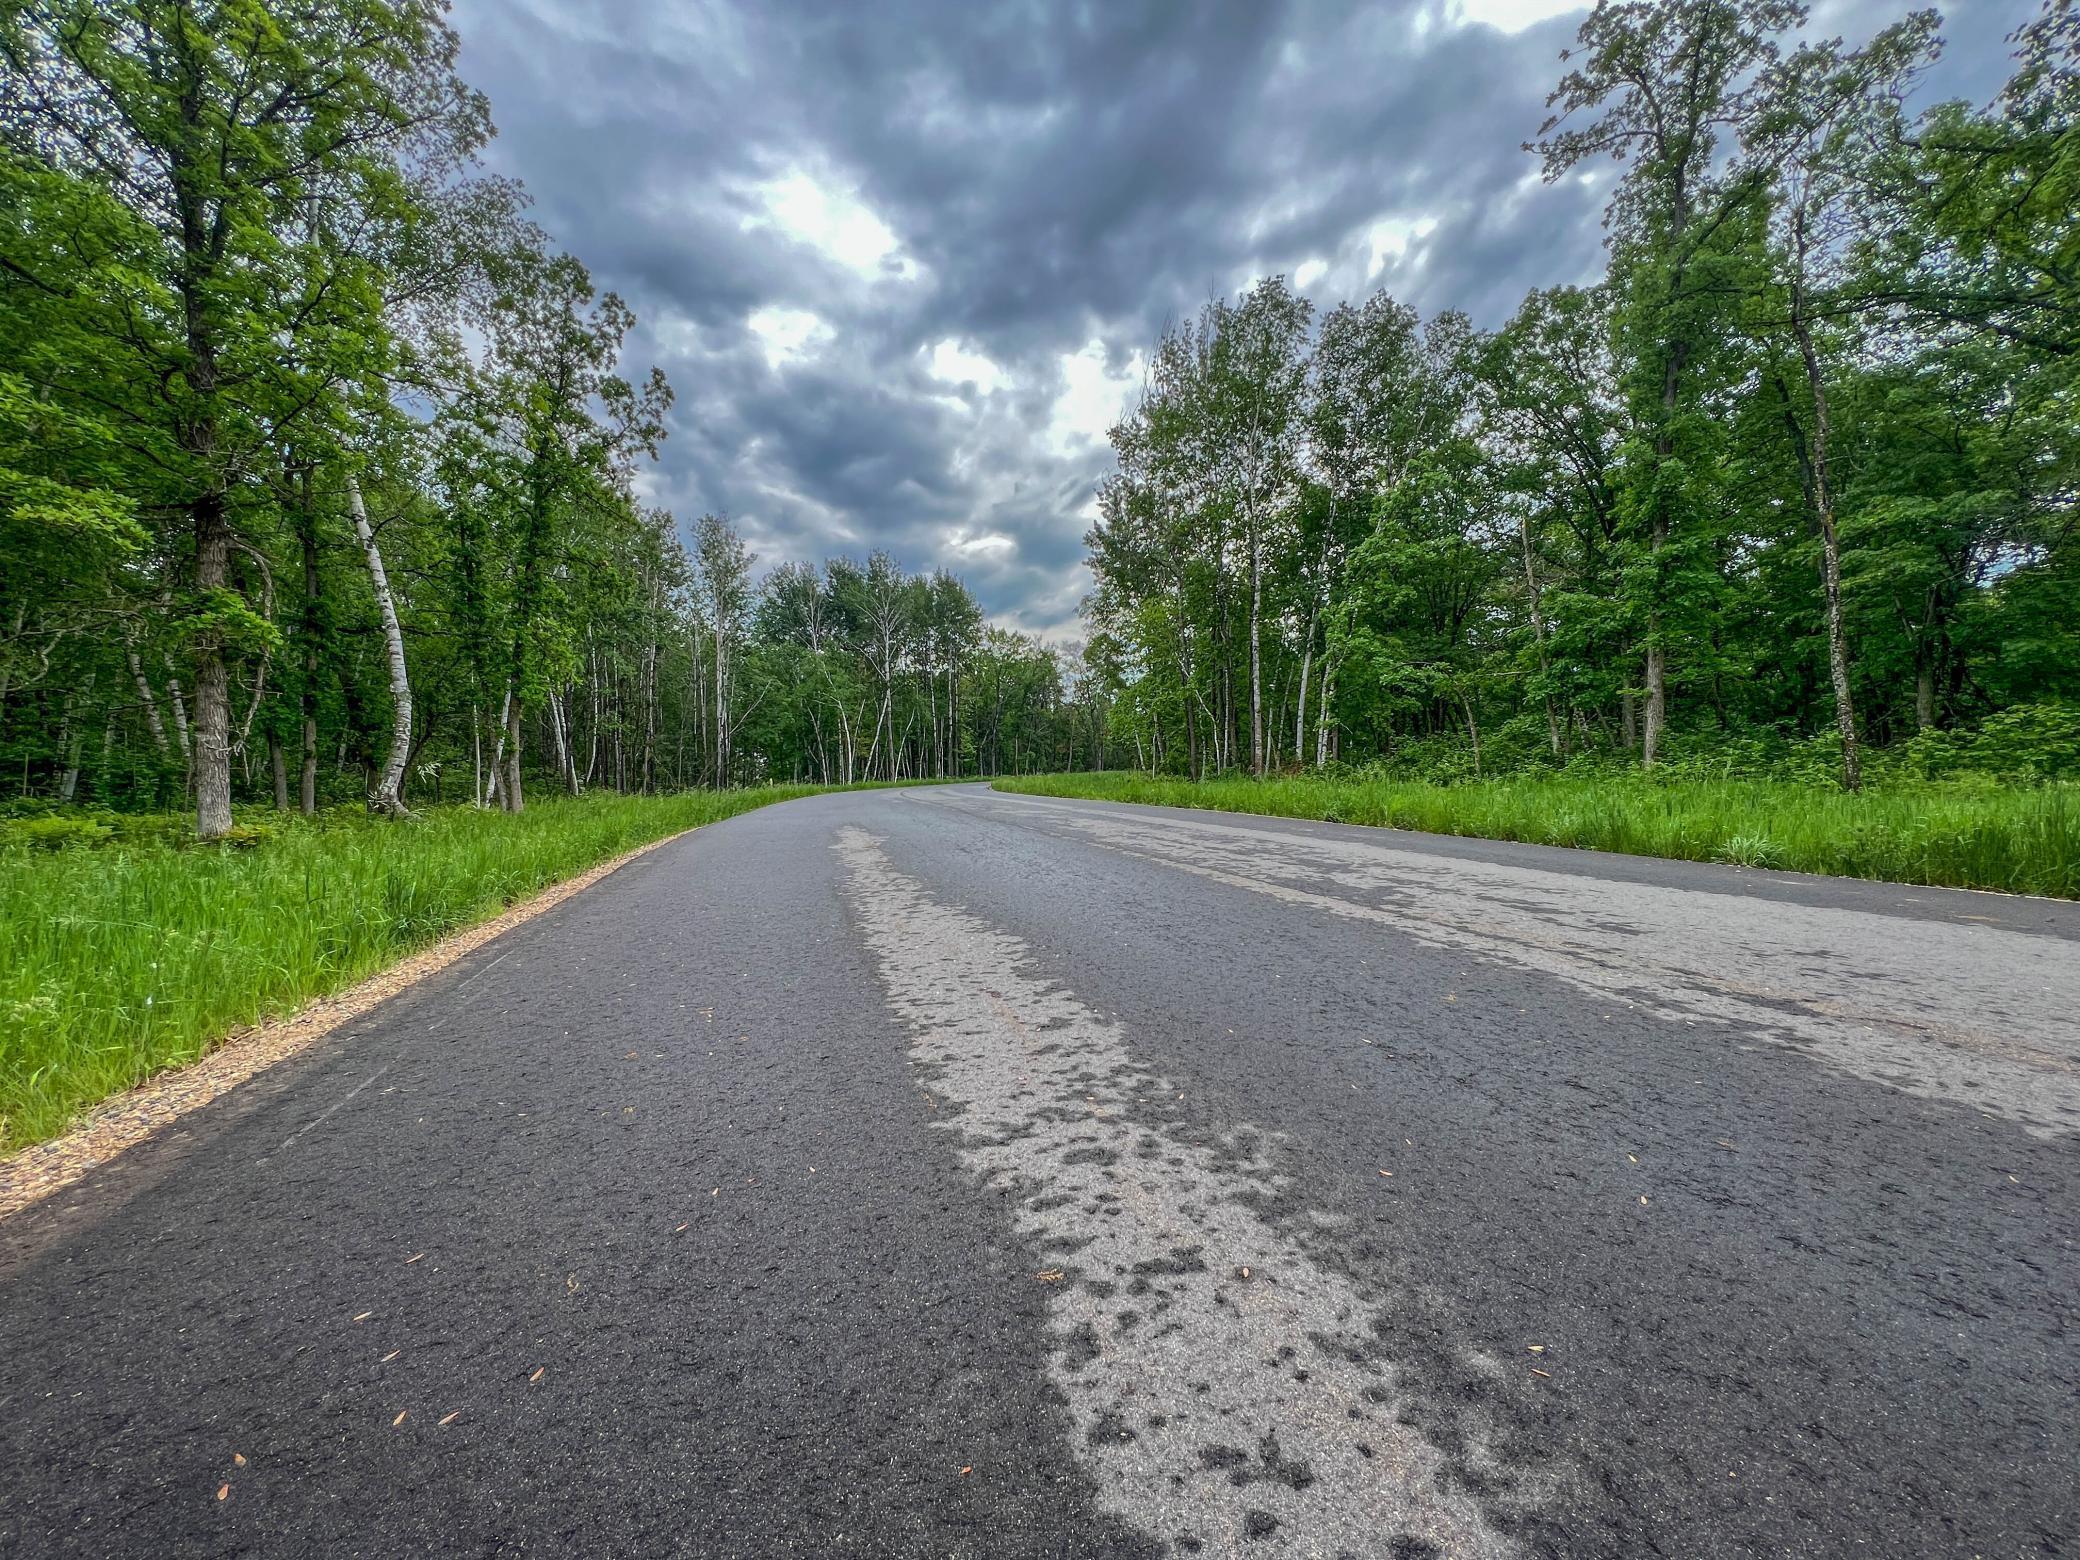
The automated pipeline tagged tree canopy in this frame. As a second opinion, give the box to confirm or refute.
[1085,0,2080,789]
[0,0,1102,828]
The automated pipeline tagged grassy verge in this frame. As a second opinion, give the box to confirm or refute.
[992,771,2080,900]
[0,786,854,1153]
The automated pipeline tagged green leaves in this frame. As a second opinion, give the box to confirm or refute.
[0,377,146,558]
[184,587,283,660]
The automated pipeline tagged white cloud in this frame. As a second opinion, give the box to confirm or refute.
[742,167,917,280]
[1363,214,1440,277]
[746,305,833,369]
[453,0,2031,644]
[1448,0,1584,34]
[923,337,1007,395]
[943,527,1016,558]
[1045,340,1143,457]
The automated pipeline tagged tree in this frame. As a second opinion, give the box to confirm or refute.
[7,0,2074,816]
[444,243,669,812]
[0,0,489,835]
[1861,1,2080,359]
[1746,14,1941,788]
[1536,0,1800,767]
[1307,297,1466,765]
[1479,286,1627,753]
[1206,279,1312,778]
[693,513,754,785]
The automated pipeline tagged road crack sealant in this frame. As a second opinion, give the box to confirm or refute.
[837,826,1518,1560]
[970,796,2080,1139]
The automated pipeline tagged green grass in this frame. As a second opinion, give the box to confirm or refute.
[992,771,2080,900]
[0,786,861,1154]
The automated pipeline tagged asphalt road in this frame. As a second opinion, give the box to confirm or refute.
[3,784,2075,1558]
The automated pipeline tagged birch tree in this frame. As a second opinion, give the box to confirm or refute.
[693,513,754,786]
[346,471,414,815]
[1204,279,1311,778]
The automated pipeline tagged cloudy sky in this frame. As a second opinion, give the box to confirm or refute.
[448,0,2030,639]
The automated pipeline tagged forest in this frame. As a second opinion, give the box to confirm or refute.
[1085,2,2079,793]
[2,0,2076,854]
[0,2,1104,844]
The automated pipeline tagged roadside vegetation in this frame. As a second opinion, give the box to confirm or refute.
[0,4,1102,855]
[1082,7,2078,811]
[1050,0,2080,907]
[994,760,2080,901]
[0,788,853,1154]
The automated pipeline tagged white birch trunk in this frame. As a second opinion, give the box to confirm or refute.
[348,471,413,817]
[487,684,512,806]
[1315,663,1333,769]
[128,649,172,757]
[165,671,193,762]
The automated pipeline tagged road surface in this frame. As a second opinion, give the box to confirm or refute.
[2,784,2074,1557]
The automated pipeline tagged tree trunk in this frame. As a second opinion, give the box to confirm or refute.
[173,127,234,838]
[1294,637,1312,767]
[503,689,524,813]
[1636,168,1700,774]
[1315,661,1333,770]
[1248,517,1264,780]
[348,472,414,816]
[270,733,289,809]
[1789,246,1861,792]
[640,574,660,794]
[128,648,172,757]
[193,491,234,837]
[486,693,506,806]
[1180,661,1196,780]
[299,486,321,816]
[57,681,87,801]
[1518,509,1564,759]
[1641,607,1666,769]
[1640,334,1688,772]
[688,625,707,782]
[714,634,729,787]
[585,651,602,787]
[165,668,193,764]
[0,603,18,746]
[567,689,585,794]
[548,688,579,795]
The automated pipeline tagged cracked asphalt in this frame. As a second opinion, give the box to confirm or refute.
[2,784,2074,1557]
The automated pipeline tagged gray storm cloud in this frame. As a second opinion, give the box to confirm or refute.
[452,0,2029,638]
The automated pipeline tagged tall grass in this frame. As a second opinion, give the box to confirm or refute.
[993,771,2080,900]
[0,788,842,1153]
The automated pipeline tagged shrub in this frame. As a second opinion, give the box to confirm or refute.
[3,814,114,851]
[1957,702,2080,781]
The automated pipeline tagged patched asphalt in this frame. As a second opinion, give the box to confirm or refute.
[2,784,2074,1557]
